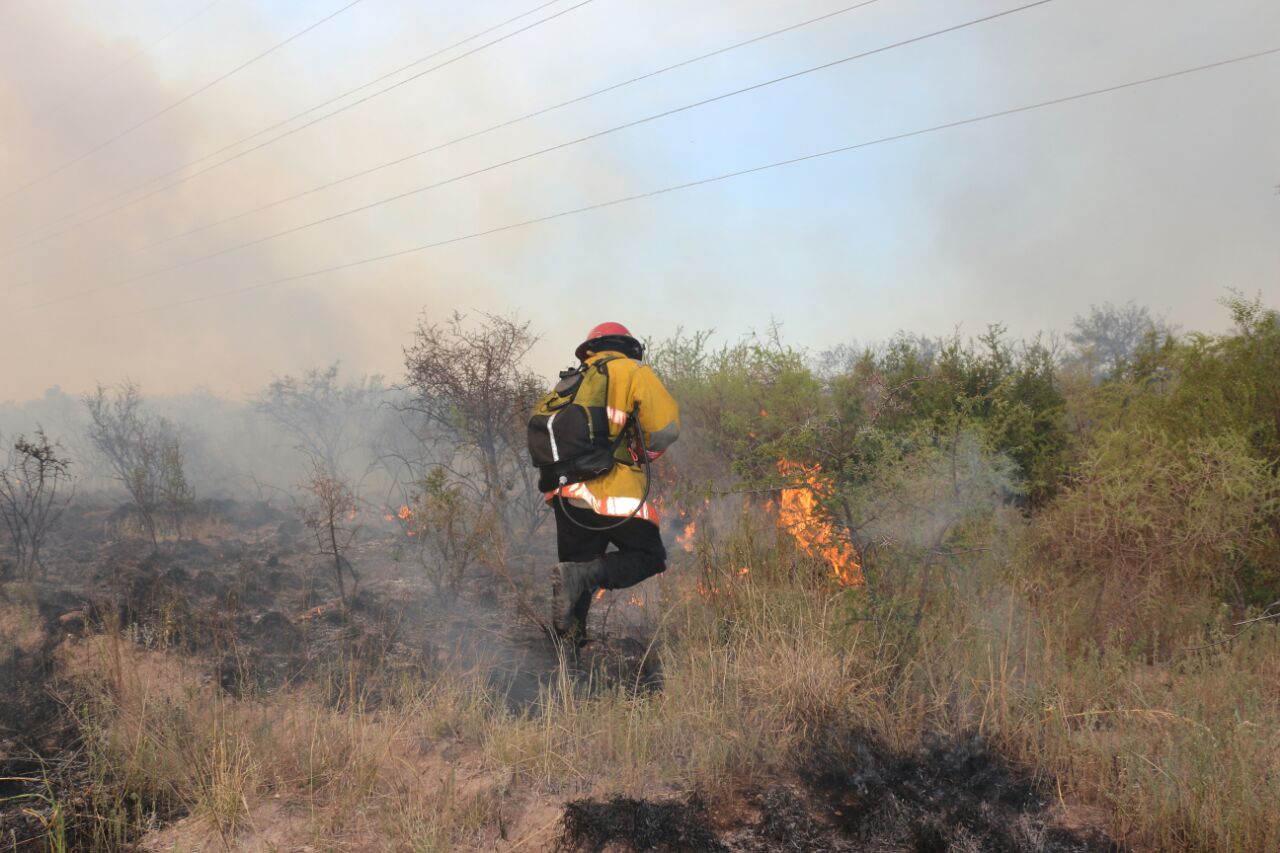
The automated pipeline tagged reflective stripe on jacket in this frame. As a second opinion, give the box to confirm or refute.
[546,350,680,523]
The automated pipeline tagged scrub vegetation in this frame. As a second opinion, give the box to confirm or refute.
[1,296,1278,851]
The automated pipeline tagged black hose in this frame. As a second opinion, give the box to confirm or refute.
[556,410,653,532]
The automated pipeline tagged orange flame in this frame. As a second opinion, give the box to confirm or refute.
[297,605,328,622]
[397,504,413,520]
[594,588,606,601]
[776,460,863,587]
[676,520,698,553]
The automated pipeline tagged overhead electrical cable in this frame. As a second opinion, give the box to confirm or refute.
[0,0,590,256]
[2,0,887,294]
[105,46,1280,318]
[121,0,890,257]
[0,0,368,205]
[2,0,568,250]
[18,0,1055,311]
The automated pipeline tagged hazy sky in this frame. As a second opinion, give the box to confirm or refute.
[1,0,1276,401]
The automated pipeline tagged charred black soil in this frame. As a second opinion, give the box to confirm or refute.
[558,793,726,852]
[801,727,1118,852]
[557,730,1119,852]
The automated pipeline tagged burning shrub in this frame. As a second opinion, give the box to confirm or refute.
[776,460,862,588]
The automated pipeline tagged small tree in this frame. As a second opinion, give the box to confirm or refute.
[400,312,545,539]
[84,382,193,548]
[301,461,360,606]
[254,363,385,477]
[404,468,498,599]
[0,428,74,580]
[1068,301,1174,378]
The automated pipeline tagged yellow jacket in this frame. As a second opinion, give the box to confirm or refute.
[548,351,680,523]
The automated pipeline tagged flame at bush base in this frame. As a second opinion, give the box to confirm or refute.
[777,460,864,587]
[676,520,697,553]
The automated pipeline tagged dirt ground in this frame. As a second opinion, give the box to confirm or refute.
[1,498,1117,851]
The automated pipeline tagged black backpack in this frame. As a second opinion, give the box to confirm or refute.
[527,356,633,493]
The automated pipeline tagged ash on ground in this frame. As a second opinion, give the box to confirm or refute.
[558,730,1119,853]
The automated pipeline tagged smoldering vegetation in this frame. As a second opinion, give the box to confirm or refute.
[2,299,1279,851]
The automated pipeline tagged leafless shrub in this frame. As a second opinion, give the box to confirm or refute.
[400,311,545,542]
[301,460,360,606]
[84,381,193,549]
[0,428,74,580]
[254,363,385,478]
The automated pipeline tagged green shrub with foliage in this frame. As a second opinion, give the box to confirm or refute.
[653,295,1280,624]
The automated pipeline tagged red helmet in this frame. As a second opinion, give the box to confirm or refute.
[576,321,642,362]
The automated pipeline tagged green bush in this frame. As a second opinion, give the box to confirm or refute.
[1024,427,1280,653]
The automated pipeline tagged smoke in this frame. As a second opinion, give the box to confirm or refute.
[0,0,594,400]
[1,0,1275,404]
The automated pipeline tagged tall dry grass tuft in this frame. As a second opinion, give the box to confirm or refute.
[59,628,509,850]
[482,533,888,799]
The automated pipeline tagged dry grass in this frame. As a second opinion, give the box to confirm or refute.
[59,632,507,851]
[857,563,1280,852]
[484,581,860,795]
[36,520,1280,851]
[0,587,46,657]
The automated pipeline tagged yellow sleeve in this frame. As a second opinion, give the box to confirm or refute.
[632,365,680,454]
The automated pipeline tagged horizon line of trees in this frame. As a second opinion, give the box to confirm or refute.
[1,295,1275,646]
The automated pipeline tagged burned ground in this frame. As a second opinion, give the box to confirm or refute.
[0,497,667,849]
[1,498,1120,850]
[558,794,726,852]
[556,730,1119,853]
[800,728,1118,852]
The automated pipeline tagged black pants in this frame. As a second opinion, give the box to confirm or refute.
[553,499,666,626]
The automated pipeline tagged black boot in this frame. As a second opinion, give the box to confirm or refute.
[551,558,604,635]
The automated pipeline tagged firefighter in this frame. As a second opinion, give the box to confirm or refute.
[544,322,680,641]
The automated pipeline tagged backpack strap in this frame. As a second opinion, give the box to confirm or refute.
[591,354,622,374]
[588,354,638,454]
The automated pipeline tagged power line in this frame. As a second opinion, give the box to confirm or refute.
[0,0,589,256]
[0,0,368,205]
[17,0,1056,311]
[109,46,1280,318]
[3,0,887,293]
